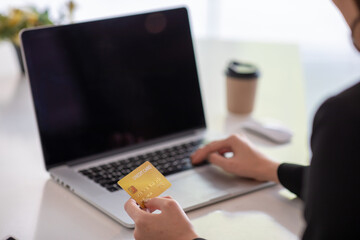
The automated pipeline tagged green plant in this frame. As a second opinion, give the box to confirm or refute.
[0,1,75,46]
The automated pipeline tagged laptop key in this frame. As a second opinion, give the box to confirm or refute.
[78,139,204,192]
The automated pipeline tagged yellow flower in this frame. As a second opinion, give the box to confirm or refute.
[26,12,39,26]
[68,1,76,13]
[67,1,76,23]
[11,33,21,46]
[8,9,24,27]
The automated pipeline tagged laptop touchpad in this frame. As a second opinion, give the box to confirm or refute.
[166,165,265,209]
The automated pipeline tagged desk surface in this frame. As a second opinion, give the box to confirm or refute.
[0,39,306,240]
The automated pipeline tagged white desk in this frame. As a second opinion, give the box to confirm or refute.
[0,39,306,240]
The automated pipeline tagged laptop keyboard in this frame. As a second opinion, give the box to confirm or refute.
[78,139,206,192]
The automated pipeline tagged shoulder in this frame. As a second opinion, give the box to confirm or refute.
[313,81,360,128]
[311,81,360,153]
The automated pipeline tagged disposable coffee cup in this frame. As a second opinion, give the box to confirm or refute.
[226,61,259,114]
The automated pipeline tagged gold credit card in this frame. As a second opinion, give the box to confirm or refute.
[117,161,171,208]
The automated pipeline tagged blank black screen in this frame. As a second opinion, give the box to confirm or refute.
[22,8,205,169]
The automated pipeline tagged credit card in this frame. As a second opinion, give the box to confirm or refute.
[117,161,171,208]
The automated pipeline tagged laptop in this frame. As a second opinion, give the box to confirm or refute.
[20,7,274,228]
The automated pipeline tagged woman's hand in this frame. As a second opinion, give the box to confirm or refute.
[191,134,280,183]
[124,196,199,240]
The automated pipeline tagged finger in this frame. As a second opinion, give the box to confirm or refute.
[144,197,179,211]
[162,196,173,199]
[218,147,232,155]
[146,196,173,212]
[191,139,232,164]
[124,198,144,221]
[208,153,234,172]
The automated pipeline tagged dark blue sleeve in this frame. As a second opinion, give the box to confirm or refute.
[277,163,308,199]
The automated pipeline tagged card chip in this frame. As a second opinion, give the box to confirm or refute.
[128,186,137,194]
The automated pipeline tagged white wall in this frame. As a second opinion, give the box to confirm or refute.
[1,0,360,129]
[0,0,351,46]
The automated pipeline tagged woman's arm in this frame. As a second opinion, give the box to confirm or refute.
[278,163,308,199]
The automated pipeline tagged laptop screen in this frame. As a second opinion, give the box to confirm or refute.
[21,8,206,169]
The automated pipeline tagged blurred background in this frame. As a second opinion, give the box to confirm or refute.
[1,0,360,127]
[0,2,359,238]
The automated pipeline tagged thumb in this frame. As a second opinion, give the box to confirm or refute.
[124,198,144,221]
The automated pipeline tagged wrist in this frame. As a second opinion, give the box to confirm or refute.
[178,229,200,240]
[189,232,200,240]
[256,158,280,183]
